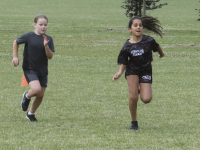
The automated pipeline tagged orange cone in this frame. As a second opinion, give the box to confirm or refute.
[21,75,28,86]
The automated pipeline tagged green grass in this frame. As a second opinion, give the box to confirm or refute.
[0,0,200,149]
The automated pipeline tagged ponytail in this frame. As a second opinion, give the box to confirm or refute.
[128,16,163,38]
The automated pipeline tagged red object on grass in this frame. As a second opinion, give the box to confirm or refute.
[21,75,28,86]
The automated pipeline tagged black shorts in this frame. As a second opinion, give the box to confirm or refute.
[24,70,48,87]
[126,70,152,83]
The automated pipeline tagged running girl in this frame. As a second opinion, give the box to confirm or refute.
[12,14,55,122]
[113,16,164,130]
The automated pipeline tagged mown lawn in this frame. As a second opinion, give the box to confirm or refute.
[0,0,200,149]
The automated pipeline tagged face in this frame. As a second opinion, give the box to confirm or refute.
[129,19,143,37]
[34,18,48,35]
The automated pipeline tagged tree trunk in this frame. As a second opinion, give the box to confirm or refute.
[143,0,146,16]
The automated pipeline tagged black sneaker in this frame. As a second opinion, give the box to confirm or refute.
[26,112,38,122]
[130,121,138,130]
[21,92,31,111]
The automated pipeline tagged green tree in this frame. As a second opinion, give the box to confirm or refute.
[195,1,200,21]
[121,0,167,18]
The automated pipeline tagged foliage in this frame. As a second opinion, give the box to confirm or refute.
[195,1,200,21]
[121,0,167,18]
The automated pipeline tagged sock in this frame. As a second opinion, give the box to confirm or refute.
[28,111,35,115]
[26,93,30,99]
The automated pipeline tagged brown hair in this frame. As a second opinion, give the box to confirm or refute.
[34,14,48,23]
[128,16,163,38]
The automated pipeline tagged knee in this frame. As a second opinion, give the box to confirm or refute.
[31,87,42,96]
[141,97,152,104]
[37,93,44,99]
[129,95,138,103]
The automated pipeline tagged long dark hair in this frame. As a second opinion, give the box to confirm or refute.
[128,16,163,38]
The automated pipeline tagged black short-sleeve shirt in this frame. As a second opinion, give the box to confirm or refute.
[118,35,159,73]
[16,32,55,77]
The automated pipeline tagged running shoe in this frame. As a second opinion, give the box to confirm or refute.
[21,92,31,111]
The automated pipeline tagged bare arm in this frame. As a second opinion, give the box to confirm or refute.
[113,64,126,81]
[43,35,53,59]
[12,40,19,67]
[157,45,164,58]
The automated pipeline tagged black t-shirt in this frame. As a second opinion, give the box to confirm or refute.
[16,32,55,77]
[118,35,159,72]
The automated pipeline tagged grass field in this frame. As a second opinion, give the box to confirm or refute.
[0,0,200,149]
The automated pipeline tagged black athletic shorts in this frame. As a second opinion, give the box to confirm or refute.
[126,70,152,83]
[24,70,48,87]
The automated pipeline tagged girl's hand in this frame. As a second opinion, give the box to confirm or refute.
[43,35,49,47]
[157,46,164,58]
[159,52,165,58]
[113,72,122,81]
[12,57,19,67]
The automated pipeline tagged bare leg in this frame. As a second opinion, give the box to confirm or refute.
[140,83,152,104]
[30,87,46,113]
[26,80,46,113]
[127,75,139,121]
[26,80,42,98]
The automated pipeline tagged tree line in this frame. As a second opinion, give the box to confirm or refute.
[122,0,199,21]
[195,1,200,21]
[121,0,167,18]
